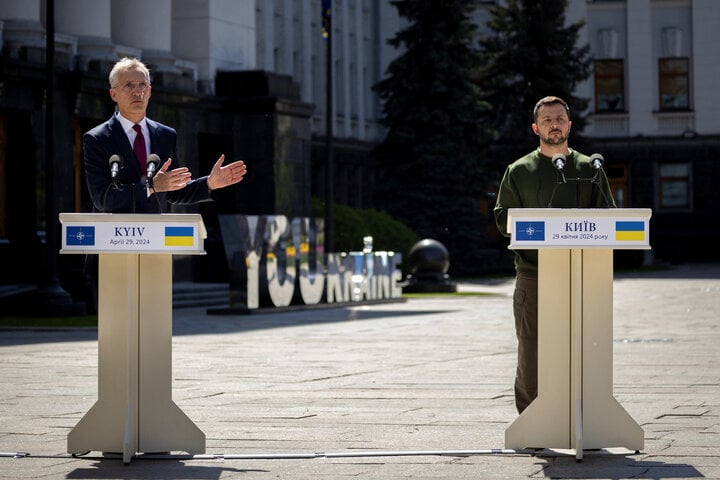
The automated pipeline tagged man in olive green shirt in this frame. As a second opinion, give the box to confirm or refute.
[494,96,615,413]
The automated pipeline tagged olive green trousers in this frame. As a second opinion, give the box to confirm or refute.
[513,272,538,414]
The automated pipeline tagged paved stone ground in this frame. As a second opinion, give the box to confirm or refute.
[1,263,718,479]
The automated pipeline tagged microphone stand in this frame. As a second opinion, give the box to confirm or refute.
[548,153,613,209]
[101,181,138,213]
[549,175,613,209]
[102,180,166,213]
[101,180,124,213]
[547,171,566,208]
[576,177,580,208]
[590,169,613,208]
[146,172,165,213]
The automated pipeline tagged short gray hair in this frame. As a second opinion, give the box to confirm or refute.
[109,57,151,88]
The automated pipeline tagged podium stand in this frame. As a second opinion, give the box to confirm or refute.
[60,213,207,464]
[504,208,651,460]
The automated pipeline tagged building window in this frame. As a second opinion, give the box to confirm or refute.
[657,162,691,209]
[594,59,625,112]
[658,57,689,110]
[605,164,628,208]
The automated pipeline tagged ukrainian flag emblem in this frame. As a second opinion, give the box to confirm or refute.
[615,221,645,241]
[165,226,194,247]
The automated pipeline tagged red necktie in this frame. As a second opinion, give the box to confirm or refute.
[132,124,148,174]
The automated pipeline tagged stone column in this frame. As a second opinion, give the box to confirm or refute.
[111,0,195,90]
[691,0,720,134]
[0,0,39,20]
[0,0,78,69]
[282,0,294,75]
[172,0,255,94]
[340,1,351,137]
[0,0,45,63]
[261,0,275,71]
[566,0,591,115]
[354,2,366,140]
[112,0,171,53]
[54,0,120,72]
[300,1,313,103]
[626,0,654,135]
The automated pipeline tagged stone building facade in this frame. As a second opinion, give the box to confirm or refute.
[0,0,718,303]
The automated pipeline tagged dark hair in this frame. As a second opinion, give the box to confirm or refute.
[533,96,570,122]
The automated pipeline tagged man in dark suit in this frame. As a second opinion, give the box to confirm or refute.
[83,57,247,310]
[84,57,247,213]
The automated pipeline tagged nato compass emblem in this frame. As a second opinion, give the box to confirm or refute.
[516,221,545,241]
[66,226,96,246]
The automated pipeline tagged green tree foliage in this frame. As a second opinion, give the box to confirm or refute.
[311,198,420,275]
[372,0,494,275]
[477,0,592,151]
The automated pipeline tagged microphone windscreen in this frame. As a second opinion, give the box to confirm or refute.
[147,153,160,168]
[108,154,123,167]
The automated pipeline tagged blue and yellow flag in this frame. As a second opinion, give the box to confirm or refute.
[615,221,645,241]
[165,226,194,247]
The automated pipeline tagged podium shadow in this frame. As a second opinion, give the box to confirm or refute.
[0,307,459,345]
[172,307,459,337]
[536,452,703,479]
[66,459,267,479]
[615,262,720,280]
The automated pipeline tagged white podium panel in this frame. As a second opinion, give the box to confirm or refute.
[61,213,207,254]
[508,208,650,249]
[504,209,650,460]
[60,213,207,463]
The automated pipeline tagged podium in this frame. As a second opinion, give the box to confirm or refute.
[60,213,207,463]
[504,208,651,460]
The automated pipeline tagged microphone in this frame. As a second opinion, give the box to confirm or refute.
[146,153,160,180]
[547,153,567,207]
[108,154,123,179]
[145,153,164,212]
[587,153,612,207]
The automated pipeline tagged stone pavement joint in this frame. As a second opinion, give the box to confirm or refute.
[1,263,719,479]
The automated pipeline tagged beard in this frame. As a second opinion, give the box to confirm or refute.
[540,130,568,146]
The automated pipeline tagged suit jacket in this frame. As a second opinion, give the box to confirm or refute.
[84,113,213,213]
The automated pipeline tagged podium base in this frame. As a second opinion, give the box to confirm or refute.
[505,394,644,452]
[68,399,205,459]
[505,248,644,457]
[505,394,569,450]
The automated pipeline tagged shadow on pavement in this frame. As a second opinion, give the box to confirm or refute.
[0,308,460,346]
[615,262,720,280]
[60,452,705,479]
[537,452,703,479]
[172,307,460,336]
[66,459,266,479]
